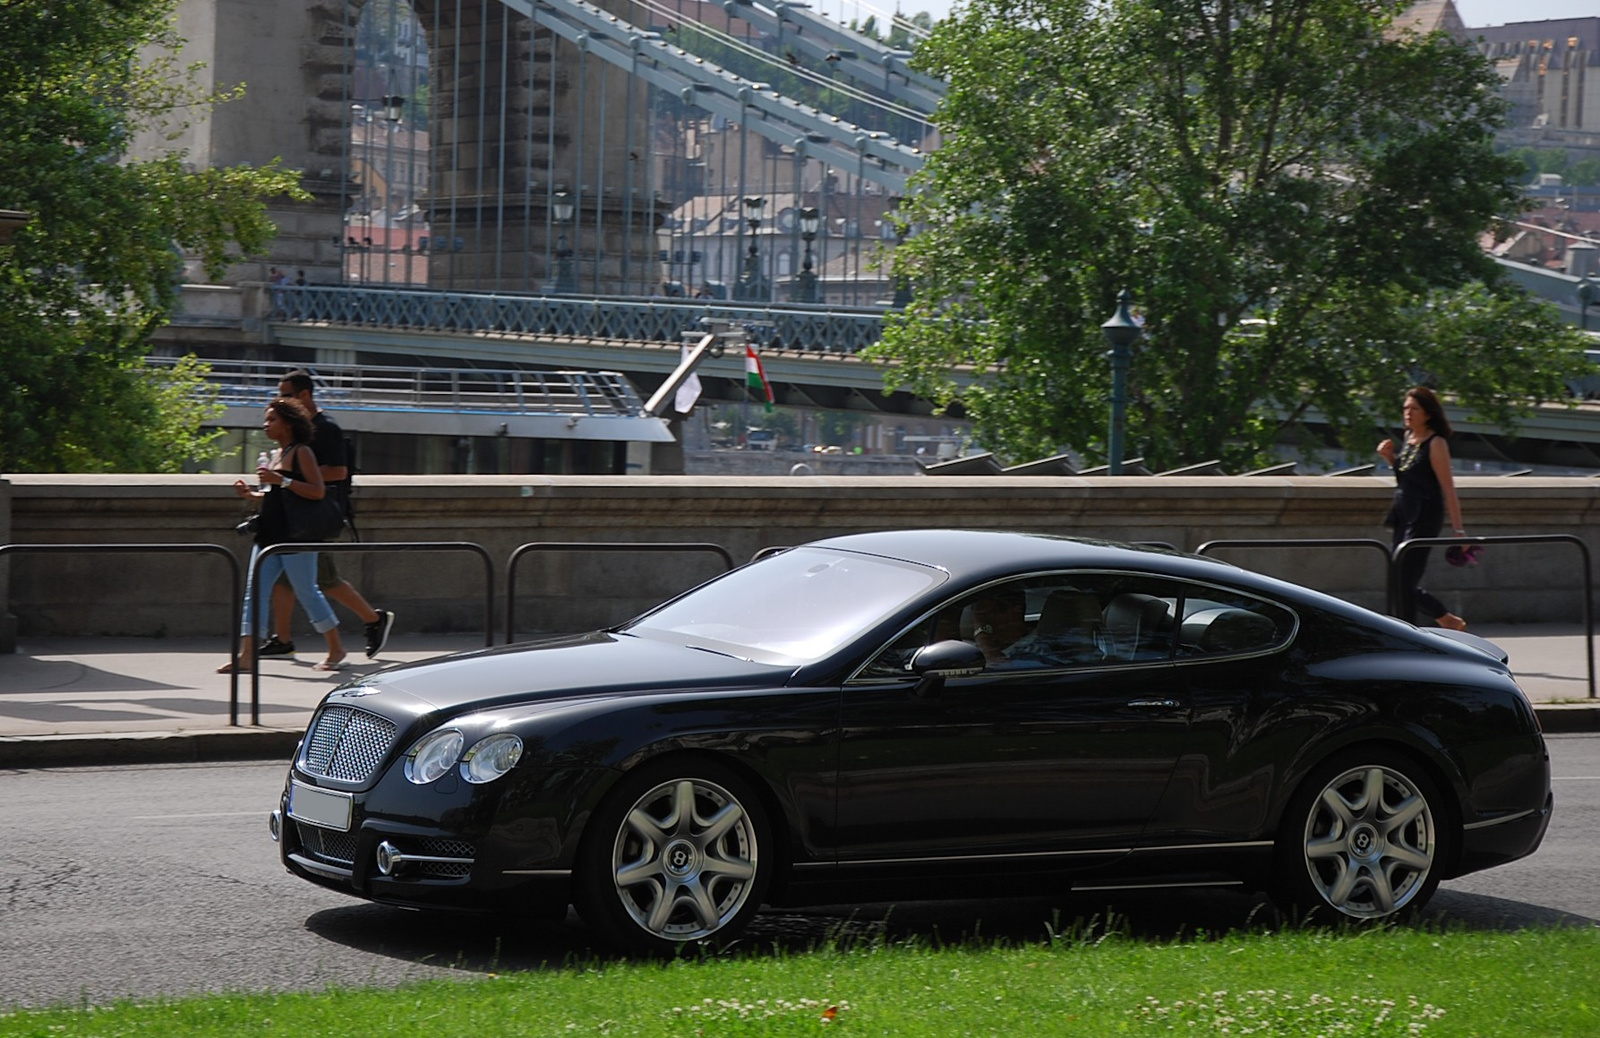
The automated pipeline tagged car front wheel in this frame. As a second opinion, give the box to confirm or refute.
[577,758,772,955]
[1276,750,1448,921]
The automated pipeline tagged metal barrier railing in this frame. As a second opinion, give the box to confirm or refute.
[1394,534,1594,699]
[1195,537,1395,610]
[0,543,245,723]
[504,541,735,644]
[7,534,1591,730]
[1199,535,1595,700]
[244,541,496,724]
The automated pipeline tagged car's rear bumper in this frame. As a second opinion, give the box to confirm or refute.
[1455,790,1553,877]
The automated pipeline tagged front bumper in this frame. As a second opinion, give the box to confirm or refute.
[272,763,607,913]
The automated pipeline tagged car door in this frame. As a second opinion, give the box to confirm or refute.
[830,572,1194,871]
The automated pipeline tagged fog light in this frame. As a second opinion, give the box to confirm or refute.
[268,810,281,842]
[376,840,404,876]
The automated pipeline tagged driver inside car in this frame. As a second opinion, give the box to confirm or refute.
[967,588,1058,667]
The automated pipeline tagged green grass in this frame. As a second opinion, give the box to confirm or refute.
[3,925,1598,1036]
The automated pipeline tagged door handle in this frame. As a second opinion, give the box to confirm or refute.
[1126,698,1181,709]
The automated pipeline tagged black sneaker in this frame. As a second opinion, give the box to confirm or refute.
[364,609,395,658]
[258,637,296,657]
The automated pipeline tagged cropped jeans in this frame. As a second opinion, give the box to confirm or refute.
[240,547,338,639]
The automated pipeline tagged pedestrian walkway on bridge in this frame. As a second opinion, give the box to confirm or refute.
[0,626,1594,768]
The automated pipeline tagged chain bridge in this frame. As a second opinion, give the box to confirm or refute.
[146,0,1600,472]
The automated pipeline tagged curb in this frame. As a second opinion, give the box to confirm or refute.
[0,729,300,769]
[1533,703,1600,735]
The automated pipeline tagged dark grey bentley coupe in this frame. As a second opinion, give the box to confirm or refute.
[271,530,1551,953]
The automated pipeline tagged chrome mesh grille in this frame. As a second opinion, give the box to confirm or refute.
[420,839,476,878]
[297,822,358,866]
[302,705,397,783]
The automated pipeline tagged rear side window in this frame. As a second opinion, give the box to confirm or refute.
[1173,590,1296,659]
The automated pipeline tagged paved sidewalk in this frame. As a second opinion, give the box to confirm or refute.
[0,625,1594,767]
[0,633,488,766]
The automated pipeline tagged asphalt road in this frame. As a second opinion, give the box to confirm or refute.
[2,735,1596,1011]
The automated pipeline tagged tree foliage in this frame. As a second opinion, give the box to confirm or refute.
[0,0,306,472]
[874,0,1592,470]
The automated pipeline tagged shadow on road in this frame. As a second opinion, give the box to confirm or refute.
[304,885,1597,974]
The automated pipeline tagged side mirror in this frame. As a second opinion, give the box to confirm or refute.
[907,639,985,699]
[911,639,986,678]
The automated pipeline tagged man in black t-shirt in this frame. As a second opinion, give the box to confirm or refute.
[259,370,396,660]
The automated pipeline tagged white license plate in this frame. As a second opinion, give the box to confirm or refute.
[289,781,353,831]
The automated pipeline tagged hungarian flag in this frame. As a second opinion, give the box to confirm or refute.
[745,343,774,412]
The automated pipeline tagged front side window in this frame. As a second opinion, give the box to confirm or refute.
[856,571,1295,678]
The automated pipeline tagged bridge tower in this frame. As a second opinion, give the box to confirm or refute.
[138,0,658,295]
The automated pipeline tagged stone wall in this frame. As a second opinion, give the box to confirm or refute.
[2,474,1596,643]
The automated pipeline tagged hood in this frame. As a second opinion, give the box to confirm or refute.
[332,630,793,713]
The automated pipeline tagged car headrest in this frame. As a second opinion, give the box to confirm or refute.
[1105,592,1171,632]
[1035,590,1102,639]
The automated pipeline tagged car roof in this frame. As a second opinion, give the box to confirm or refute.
[803,529,1407,632]
[806,529,1228,584]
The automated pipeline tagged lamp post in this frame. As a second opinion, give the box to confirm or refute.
[734,196,767,301]
[792,206,820,303]
[1100,288,1143,476]
[551,190,577,294]
[887,194,911,308]
[349,103,368,283]
[381,82,404,287]
[1578,275,1597,332]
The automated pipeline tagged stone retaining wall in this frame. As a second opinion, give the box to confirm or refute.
[2,474,1595,642]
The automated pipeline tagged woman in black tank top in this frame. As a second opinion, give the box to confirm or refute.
[1377,387,1467,630]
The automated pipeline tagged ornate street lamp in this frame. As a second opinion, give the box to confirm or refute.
[551,190,577,294]
[1100,288,1143,476]
[792,206,820,303]
[379,82,405,286]
[735,196,768,301]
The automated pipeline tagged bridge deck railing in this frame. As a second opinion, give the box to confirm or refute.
[274,286,889,354]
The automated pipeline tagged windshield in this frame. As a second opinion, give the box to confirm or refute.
[621,547,945,666]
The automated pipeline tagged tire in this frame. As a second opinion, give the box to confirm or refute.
[576,758,773,955]
[1274,749,1449,922]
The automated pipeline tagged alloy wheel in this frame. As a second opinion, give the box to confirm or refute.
[608,775,760,942]
[1300,762,1437,918]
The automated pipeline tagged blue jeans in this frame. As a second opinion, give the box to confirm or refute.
[241,547,337,639]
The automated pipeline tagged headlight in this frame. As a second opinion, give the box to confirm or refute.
[461,733,524,784]
[404,729,464,784]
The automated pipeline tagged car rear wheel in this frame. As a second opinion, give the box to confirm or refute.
[576,758,772,955]
[1276,750,1447,921]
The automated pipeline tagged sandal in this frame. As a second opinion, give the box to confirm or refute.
[313,659,348,672]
